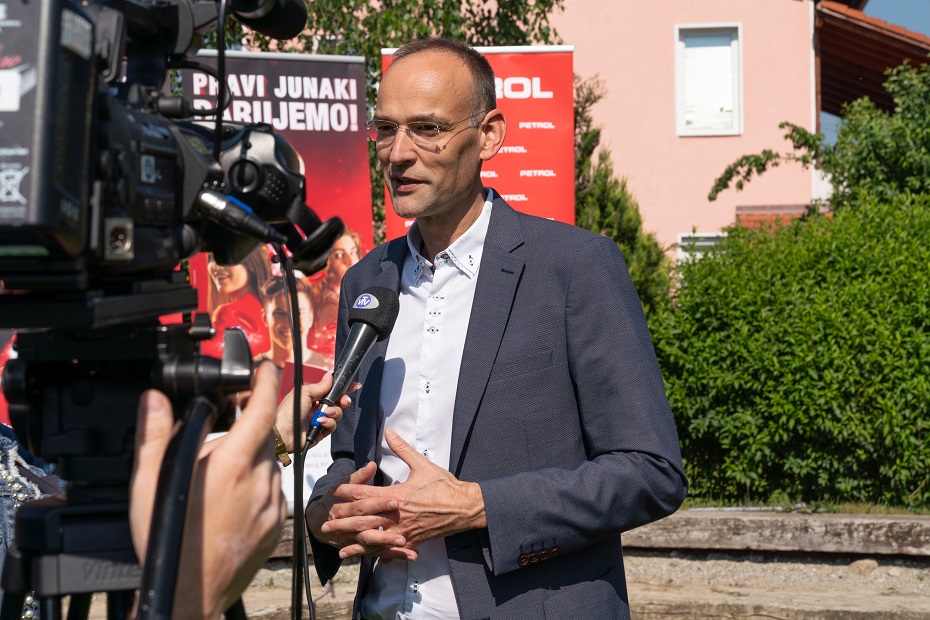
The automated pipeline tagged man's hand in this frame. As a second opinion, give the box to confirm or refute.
[130,363,286,619]
[319,428,486,560]
[307,461,418,562]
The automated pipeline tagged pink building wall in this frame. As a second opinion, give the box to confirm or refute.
[549,1,817,251]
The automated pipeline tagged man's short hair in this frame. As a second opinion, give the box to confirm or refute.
[391,37,496,120]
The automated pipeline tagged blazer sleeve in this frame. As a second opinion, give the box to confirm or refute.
[306,459,355,585]
[305,280,359,585]
[477,234,688,576]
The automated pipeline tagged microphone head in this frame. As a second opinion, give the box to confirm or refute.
[347,287,400,341]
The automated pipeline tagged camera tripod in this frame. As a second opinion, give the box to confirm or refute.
[0,291,252,619]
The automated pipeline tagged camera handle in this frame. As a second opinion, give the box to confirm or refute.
[136,395,218,620]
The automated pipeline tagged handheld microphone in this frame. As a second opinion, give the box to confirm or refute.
[306,286,400,445]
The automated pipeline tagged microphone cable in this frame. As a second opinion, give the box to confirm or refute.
[270,244,317,620]
[213,0,228,162]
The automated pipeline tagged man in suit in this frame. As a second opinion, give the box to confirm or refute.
[306,37,687,620]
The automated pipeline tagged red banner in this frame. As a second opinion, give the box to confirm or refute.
[181,51,372,374]
[382,46,575,240]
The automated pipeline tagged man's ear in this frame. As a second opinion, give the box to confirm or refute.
[479,109,507,162]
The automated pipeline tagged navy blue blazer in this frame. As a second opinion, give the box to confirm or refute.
[308,197,687,620]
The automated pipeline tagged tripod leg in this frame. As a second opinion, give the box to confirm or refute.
[39,596,62,620]
[0,594,25,620]
[65,593,91,620]
[224,597,246,620]
[106,591,135,620]
[0,545,27,620]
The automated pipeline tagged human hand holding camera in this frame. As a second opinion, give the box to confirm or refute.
[129,364,346,618]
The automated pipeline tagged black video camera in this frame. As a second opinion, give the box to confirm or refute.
[0,1,344,612]
[0,0,340,324]
[0,0,343,459]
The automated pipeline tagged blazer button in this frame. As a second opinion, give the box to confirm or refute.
[551,547,560,556]
[518,555,529,567]
[539,551,550,561]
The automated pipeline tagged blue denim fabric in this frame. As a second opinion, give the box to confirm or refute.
[0,424,65,615]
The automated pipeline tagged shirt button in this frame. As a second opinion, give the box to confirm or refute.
[440,252,449,260]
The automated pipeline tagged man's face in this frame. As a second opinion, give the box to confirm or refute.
[265,291,314,351]
[374,50,486,222]
[265,293,291,351]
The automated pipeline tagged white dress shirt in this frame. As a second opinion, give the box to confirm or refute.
[360,193,494,620]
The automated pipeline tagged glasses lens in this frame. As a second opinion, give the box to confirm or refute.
[407,123,442,145]
[367,121,395,142]
[367,114,482,148]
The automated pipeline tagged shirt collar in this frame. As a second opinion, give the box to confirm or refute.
[405,189,496,284]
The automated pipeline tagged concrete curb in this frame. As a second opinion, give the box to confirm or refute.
[275,510,930,559]
[622,509,930,556]
[257,512,930,620]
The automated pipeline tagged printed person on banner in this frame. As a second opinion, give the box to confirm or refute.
[305,37,687,620]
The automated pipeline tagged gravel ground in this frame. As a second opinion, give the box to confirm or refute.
[79,550,930,618]
[236,550,930,619]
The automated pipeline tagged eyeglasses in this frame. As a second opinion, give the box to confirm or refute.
[366,110,490,151]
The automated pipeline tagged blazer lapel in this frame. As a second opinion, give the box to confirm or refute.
[449,201,525,475]
[355,240,406,466]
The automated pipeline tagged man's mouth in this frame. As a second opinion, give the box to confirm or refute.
[392,176,423,192]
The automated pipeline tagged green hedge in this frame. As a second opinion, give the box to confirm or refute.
[649,193,930,507]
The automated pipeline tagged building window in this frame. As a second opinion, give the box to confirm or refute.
[676,24,742,136]
[678,232,727,261]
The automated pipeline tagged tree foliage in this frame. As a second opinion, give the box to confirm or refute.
[662,58,930,509]
[293,0,563,104]
[241,0,563,243]
[574,76,669,316]
[709,59,930,210]
[650,195,930,508]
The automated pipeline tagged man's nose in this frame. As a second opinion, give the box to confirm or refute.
[388,128,418,162]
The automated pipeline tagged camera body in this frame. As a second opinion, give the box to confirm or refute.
[0,1,343,607]
[1,0,100,290]
[0,0,332,317]
[2,0,202,294]
[0,0,341,458]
